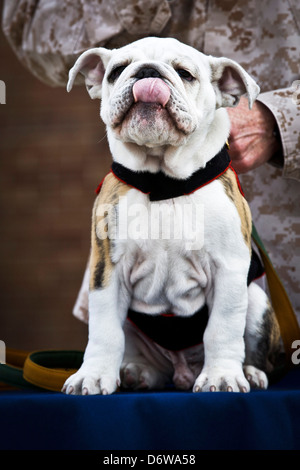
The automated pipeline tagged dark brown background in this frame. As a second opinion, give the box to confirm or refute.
[0,18,112,351]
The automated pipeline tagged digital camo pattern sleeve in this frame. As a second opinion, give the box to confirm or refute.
[258,88,300,181]
[1,0,172,87]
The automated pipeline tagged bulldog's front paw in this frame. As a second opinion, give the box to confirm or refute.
[243,365,268,389]
[193,365,250,393]
[62,361,120,395]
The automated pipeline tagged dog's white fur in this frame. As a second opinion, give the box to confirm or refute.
[63,37,279,395]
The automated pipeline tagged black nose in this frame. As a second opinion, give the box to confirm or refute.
[135,67,162,79]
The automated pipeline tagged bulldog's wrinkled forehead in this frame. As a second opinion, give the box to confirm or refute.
[110,37,209,72]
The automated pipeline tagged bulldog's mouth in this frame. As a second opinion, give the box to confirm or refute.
[109,76,195,138]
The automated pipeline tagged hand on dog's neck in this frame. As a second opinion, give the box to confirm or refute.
[107,108,230,179]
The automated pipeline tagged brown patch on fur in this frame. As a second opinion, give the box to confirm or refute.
[219,169,252,251]
[89,172,131,290]
[244,299,281,374]
[264,300,281,371]
[253,300,281,373]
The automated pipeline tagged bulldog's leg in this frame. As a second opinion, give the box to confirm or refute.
[193,263,251,393]
[63,268,129,395]
[243,282,281,389]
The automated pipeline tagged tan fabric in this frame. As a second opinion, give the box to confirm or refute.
[2,0,299,319]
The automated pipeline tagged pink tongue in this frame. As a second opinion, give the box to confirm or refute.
[132,78,170,107]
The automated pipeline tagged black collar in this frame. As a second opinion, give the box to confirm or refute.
[106,145,231,201]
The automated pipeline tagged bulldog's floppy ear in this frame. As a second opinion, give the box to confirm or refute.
[67,48,112,99]
[209,57,260,109]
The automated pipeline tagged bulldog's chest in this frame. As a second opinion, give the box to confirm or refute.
[110,188,217,315]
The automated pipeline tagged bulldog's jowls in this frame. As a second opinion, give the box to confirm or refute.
[63,37,280,395]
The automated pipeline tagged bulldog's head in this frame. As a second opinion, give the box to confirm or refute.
[68,37,259,177]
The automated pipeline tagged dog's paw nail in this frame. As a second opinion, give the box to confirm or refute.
[247,374,252,382]
[101,389,108,395]
[194,385,200,393]
[210,385,216,392]
[68,386,74,394]
[116,379,121,387]
[227,386,233,392]
[260,380,265,389]
[241,386,248,393]
[82,387,89,395]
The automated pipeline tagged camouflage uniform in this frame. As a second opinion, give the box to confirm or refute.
[2,0,300,320]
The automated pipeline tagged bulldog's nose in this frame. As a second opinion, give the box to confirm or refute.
[135,67,162,80]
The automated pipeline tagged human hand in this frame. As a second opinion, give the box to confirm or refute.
[227,97,281,174]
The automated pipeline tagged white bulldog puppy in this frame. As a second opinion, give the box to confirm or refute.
[63,37,280,395]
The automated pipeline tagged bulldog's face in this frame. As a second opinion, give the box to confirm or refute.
[68,37,259,172]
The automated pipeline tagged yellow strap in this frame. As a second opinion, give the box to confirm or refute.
[23,356,77,392]
[252,225,300,362]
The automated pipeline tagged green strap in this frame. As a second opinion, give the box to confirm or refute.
[251,223,271,261]
[0,363,45,391]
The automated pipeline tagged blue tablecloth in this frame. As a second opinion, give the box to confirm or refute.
[0,368,299,450]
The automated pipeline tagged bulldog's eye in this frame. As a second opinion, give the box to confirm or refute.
[176,69,194,82]
[108,65,127,83]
